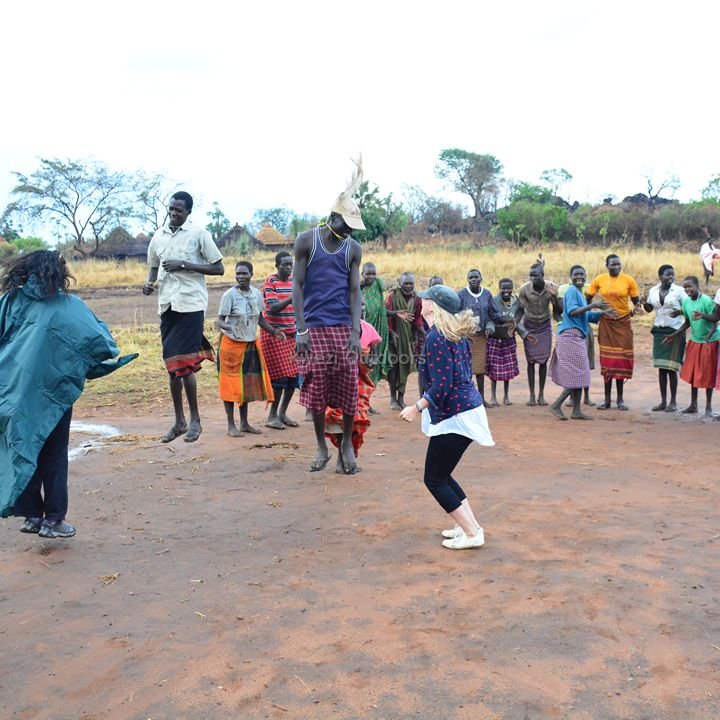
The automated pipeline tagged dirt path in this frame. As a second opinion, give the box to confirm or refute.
[1,290,719,719]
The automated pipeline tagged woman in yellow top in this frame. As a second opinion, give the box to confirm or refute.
[587,254,640,410]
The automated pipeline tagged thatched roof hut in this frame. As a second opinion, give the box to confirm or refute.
[256,224,292,250]
[95,227,149,260]
[218,224,261,250]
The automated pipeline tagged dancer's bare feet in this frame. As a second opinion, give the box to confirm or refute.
[651,402,666,412]
[227,426,244,437]
[184,421,202,442]
[161,423,187,443]
[571,411,594,420]
[309,447,331,472]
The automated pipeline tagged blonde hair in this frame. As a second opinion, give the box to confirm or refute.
[431,304,477,342]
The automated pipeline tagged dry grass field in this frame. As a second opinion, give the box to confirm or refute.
[68,240,706,295]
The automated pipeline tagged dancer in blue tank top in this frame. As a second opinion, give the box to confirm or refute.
[293,160,365,474]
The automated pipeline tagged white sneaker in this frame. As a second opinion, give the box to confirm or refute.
[441,524,462,539]
[442,528,485,550]
[441,524,482,539]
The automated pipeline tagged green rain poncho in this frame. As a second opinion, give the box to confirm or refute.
[0,276,137,517]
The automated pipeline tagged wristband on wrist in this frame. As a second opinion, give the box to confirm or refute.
[415,401,424,412]
[297,329,309,336]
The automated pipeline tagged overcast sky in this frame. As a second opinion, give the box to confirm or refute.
[3,0,719,235]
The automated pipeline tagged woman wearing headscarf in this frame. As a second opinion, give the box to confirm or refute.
[399,285,494,551]
[0,250,136,538]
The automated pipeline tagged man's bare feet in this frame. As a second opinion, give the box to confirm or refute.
[549,405,568,421]
[597,401,611,410]
[309,448,331,472]
[527,397,537,407]
[339,439,358,474]
[537,396,548,406]
[584,397,596,406]
[161,424,187,443]
[617,401,629,411]
[571,412,594,420]
[681,405,697,414]
[651,402,667,412]
[503,397,513,406]
[227,426,244,437]
[184,421,202,442]
[280,415,299,427]
[390,401,402,410]
[664,402,677,412]
[266,417,285,430]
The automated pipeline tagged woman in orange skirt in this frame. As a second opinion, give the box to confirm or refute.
[217,261,284,436]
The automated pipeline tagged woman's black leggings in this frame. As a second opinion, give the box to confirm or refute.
[423,433,473,513]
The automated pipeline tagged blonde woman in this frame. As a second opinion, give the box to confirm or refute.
[399,285,494,550]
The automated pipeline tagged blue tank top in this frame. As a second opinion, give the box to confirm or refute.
[303,227,353,327]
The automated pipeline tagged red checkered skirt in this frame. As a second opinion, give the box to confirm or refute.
[298,326,359,416]
[550,328,591,390]
[258,329,298,382]
[486,336,519,381]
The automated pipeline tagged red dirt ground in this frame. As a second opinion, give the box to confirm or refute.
[1,287,719,720]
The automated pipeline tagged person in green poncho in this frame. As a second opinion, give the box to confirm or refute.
[0,251,136,538]
[385,272,425,409]
[361,262,391,408]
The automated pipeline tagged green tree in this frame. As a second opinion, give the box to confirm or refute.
[0,206,21,243]
[206,202,232,244]
[353,182,408,248]
[540,168,573,196]
[13,236,48,253]
[435,149,503,219]
[251,207,293,235]
[287,213,319,238]
[134,173,179,236]
[509,182,554,204]
[9,158,136,257]
[701,174,720,203]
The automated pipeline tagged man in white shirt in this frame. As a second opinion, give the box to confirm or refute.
[142,191,224,442]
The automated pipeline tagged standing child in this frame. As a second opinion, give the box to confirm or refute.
[663,276,719,417]
[486,278,522,406]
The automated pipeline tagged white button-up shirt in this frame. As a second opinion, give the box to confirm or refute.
[647,282,687,329]
[147,220,223,314]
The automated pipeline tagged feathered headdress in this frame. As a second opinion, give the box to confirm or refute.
[330,155,366,230]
